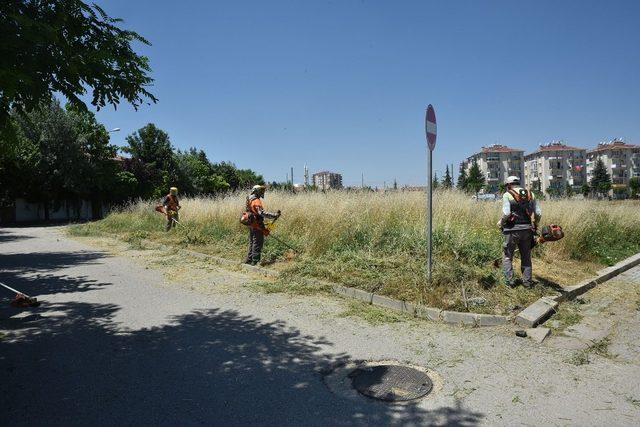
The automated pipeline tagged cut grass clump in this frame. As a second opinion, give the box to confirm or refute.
[566,336,614,365]
[338,301,411,325]
[68,191,640,313]
[567,349,590,366]
[549,300,584,332]
[249,278,332,296]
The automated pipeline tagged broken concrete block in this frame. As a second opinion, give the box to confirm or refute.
[515,296,559,327]
[526,327,551,343]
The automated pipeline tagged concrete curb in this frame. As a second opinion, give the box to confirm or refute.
[558,252,640,302]
[136,239,511,327]
[516,252,640,327]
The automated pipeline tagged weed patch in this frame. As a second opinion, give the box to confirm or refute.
[249,278,331,296]
[67,192,640,313]
[337,301,411,325]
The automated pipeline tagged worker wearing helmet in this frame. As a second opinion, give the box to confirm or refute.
[244,185,280,265]
[163,187,181,231]
[498,176,542,288]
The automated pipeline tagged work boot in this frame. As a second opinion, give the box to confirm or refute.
[504,280,516,288]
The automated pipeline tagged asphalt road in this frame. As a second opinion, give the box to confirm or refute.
[1,226,639,426]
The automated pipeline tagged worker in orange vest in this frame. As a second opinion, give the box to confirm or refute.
[163,187,181,231]
[244,185,280,265]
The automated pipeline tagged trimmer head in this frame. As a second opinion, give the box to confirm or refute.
[10,293,40,308]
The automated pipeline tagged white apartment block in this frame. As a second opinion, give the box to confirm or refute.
[312,171,343,190]
[586,140,640,194]
[464,144,524,193]
[524,141,586,194]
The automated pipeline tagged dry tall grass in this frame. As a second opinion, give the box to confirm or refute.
[70,189,640,313]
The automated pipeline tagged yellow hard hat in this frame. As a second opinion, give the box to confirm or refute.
[170,187,178,195]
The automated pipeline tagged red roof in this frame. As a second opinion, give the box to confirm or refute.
[480,144,523,153]
[527,143,584,156]
[588,140,638,153]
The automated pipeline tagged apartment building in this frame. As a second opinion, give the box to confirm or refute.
[312,171,343,190]
[524,141,586,194]
[586,140,640,194]
[464,144,525,193]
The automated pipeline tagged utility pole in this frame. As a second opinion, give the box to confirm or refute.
[304,164,309,187]
[361,172,364,189]
[290,167,294,185]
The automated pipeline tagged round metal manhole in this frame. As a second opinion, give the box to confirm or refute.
[349,364,433,402]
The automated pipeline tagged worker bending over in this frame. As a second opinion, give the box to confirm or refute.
[245,185,280,265]
[499,176,542,288]
[163,187,181,231]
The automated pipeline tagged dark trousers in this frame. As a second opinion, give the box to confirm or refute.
[502,229,533,283]
[246,228,264,264]
[166,212,178,231]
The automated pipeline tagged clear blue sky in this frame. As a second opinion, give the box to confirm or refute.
[90,0,640,187]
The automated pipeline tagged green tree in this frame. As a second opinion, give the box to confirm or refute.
[465,160,485,194]
[210,162,241,190]
[174,148,230,195]
[6,100,124,218]
[432,172,439,190]
[236,168,265,189]
[442,165,453,189]
[565,184,574,198]
[457,163,468,190]
[581,183,591,198]
[629,177,640,198]
[123,123,177,198]
[590,158,612,197]
[0,0,156,128]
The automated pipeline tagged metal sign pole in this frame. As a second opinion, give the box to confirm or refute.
[427,148,433,283]
[424,104,437,286]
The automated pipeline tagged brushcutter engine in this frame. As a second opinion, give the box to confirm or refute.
[537,224,564,244]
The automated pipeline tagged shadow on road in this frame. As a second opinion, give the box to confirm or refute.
[1,301,484,425]
[0,250,106,273]
[0,229,34,244]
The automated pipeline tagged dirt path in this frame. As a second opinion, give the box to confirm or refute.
[1,226,639,426]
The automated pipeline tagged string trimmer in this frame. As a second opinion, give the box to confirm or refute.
[0,281,41,308]
[264,216,299,253]
[155,205,188,228]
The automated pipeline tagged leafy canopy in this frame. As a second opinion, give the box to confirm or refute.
[0,0,157,123]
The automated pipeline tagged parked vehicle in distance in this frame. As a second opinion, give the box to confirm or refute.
[472,193,498,201]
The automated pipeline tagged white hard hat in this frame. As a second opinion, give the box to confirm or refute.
[505,176,520,185]
[251,185,266,194]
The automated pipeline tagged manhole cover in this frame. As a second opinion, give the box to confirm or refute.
[350,364,433,402]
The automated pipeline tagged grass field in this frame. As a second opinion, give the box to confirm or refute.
[68,190,640,314]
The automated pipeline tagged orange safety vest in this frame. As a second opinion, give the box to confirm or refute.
[164,194,180,211]
[247,197,264,230]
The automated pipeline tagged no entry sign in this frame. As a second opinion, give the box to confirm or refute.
[425,104,437,151]
[424,103,436,284]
